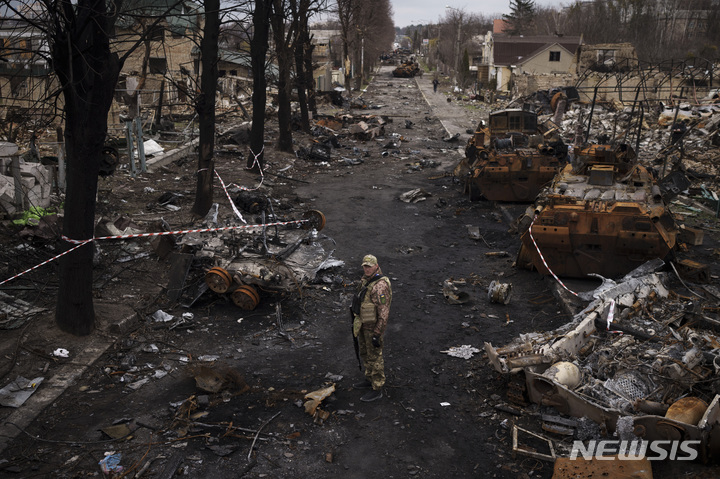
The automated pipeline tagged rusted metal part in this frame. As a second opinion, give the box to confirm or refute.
[673,258,710,284]
[516,143,680,279]
[665,397,709,425]
[488,270,720,462]
[552,456,652,479]
[512,425,556,462]
[168,208,336,309]
[455,108,568,202]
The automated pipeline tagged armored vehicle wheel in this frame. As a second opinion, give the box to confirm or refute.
[515,244,536,271]
[302,209,326,231]
[205,267,232,293]
[232,285,260,310]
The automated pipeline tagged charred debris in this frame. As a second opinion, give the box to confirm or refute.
[486,258,720,464]
[468,86,720,465]
[452,84,719,279]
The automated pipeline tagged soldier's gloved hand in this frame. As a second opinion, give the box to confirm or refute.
[372,335,381,348]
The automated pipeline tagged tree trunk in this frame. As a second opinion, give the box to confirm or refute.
[248,0,271,170]
[304,36,317,116]
[192,0,220,218]
[53,0,122,335]
[271,0,294,153]
[294,29,311,133]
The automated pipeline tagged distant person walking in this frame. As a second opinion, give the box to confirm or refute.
[432,78,439,93]
[350,255,392,402]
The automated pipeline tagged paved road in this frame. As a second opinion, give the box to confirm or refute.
[413,72,485,145]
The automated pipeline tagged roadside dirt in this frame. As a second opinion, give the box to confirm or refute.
[1,65,719,479]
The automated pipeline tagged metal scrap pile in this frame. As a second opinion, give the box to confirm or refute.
[165,196,337,310]
[486,260,720,457]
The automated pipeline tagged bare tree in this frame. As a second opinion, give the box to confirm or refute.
[561,0,719,63]
[334,0,393,91]
[270,0,297,152]
[292,0,326,132]
[191,0,220,217]
[335,0,359,91]
[49,0,126,335]
[0,0,210,335]
[354,0,394,88]
[248,0,271,170]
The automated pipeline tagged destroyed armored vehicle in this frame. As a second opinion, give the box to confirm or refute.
[486,264,720,462]
[515,142,679,278]
[392,60,420,78]
[168,206,337,310]
[453,107,568,202]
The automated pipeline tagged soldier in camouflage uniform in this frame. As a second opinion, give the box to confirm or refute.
[351,254,392,402]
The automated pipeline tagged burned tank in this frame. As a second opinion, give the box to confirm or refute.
[515,143,679,278]
[453,107,567,202]
[392,59,420,78]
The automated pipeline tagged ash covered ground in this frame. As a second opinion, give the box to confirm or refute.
[0,65,719,478]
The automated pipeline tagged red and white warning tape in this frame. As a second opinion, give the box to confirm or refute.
[214,149,266,222]
[0,219,307,287]
[215,170,247,223]
[1,161,303,287]
[527,214,579,297]
[62,219,307,244]
[226,147,266,190]
[0,240,91,286]
[528,215,624,334]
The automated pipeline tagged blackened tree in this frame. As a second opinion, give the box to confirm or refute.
[50,0,125,335]
[248,0,271,170]
[191,0,220,218]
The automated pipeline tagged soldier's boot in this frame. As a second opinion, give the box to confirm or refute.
[360,389,383,402]
[353,379,372,389]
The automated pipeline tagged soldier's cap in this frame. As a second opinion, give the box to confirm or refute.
[362,254,378,267]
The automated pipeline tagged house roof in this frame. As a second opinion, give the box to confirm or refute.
[518,42,574,66]
[218,49,251,68]
[117,0,202,34]
[191,46,278,76]
[309,30,340,45]
[493,34,582,66]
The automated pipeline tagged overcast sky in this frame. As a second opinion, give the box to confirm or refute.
[393,0,568,29]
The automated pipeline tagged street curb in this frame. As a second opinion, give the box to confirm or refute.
[415,75,455,139]
[0,311,137,456]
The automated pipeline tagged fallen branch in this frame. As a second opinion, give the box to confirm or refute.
[248,411,281,462]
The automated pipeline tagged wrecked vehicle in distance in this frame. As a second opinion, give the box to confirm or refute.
[392,59,421,78]
[453,107,568,202]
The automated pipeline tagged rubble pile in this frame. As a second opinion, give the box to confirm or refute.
[487,261,720,455]
[293,111,436,167]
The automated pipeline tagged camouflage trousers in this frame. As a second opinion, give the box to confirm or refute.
[358,328,385,390]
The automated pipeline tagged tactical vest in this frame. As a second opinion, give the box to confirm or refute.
[359,276,392,325]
